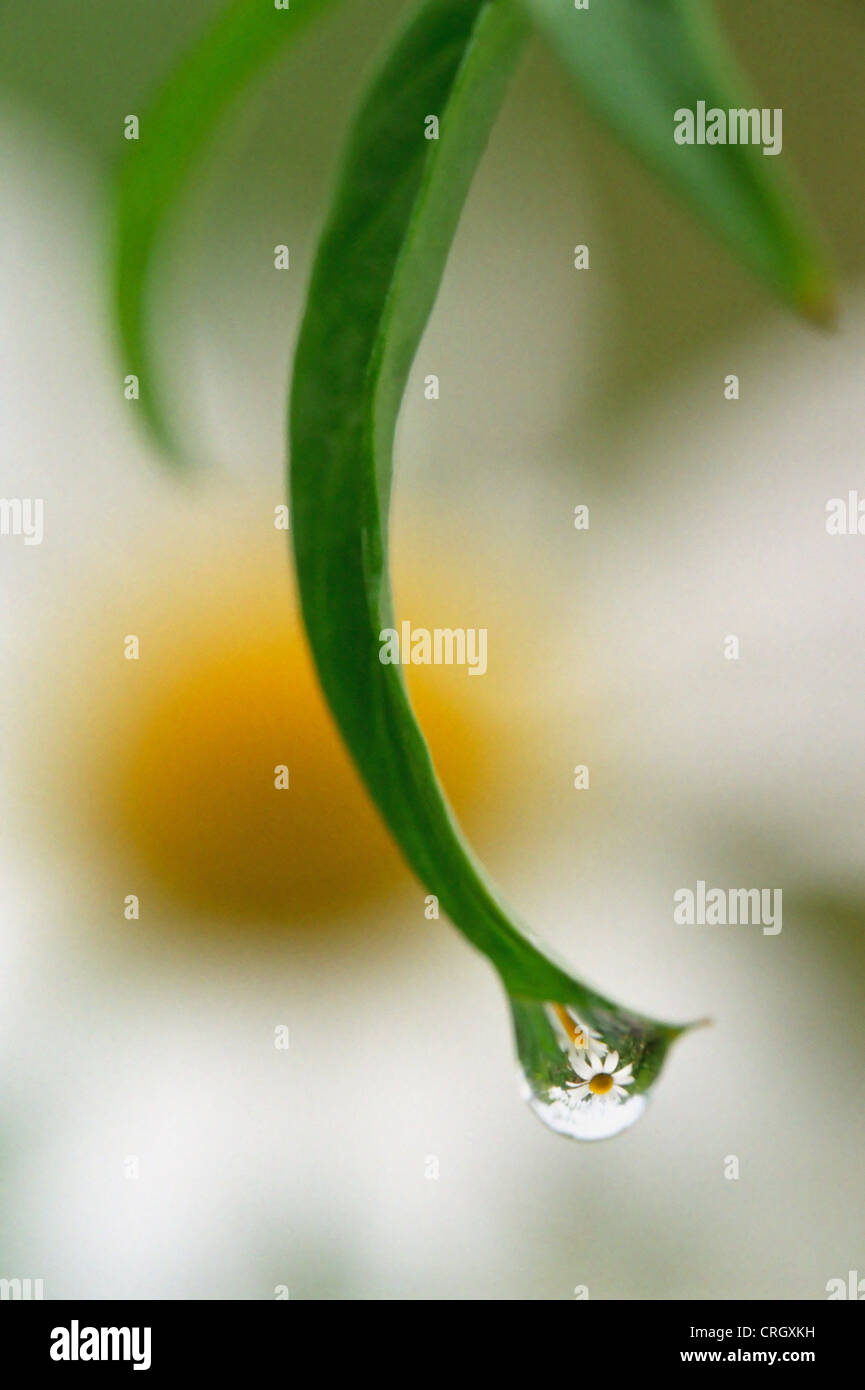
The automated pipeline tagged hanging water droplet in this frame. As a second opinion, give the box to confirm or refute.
[521,1071,647,1141]
[510,996,680,1142]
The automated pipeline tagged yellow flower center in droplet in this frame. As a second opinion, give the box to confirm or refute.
[589,1072,615,1095]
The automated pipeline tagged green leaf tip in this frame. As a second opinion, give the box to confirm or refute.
[112,0,340,462]
[517,0,835,322]
[795,272,838,329]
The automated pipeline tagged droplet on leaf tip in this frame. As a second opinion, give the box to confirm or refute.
[510,997,673,1142]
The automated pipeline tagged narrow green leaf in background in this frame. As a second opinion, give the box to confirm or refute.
[518,0,835,321]
[113,0,341,456]
[289,0,692,1139]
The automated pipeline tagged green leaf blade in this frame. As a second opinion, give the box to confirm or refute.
[292,0,543,988]
[113,0,339,456]
[518,0,835,321]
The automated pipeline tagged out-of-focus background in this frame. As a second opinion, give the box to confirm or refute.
[1,0,864,1299]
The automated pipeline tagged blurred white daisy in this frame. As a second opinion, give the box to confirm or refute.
[569,1051,634,1105]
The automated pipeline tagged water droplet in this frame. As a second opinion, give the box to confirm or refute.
[520,1074,647,1141]
[510,997,675,1142]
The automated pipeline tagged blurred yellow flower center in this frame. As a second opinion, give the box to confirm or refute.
[589,1073,614,1095]
[102,588,496,932]
[26,542,520,943]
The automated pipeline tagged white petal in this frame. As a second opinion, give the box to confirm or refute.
[573,1058,594,1080]
[604,1050,619,1072]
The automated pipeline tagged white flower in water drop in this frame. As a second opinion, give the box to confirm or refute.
[568,1050,634,1106]
[513,1001,649,1140]
[552,1005,608,1060]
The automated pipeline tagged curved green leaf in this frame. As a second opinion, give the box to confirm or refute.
[518,0,835,321]
[113,0,340,455]
[289,0,690,1120]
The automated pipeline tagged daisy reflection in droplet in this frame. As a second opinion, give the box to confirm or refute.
[568,1051,635,1107]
